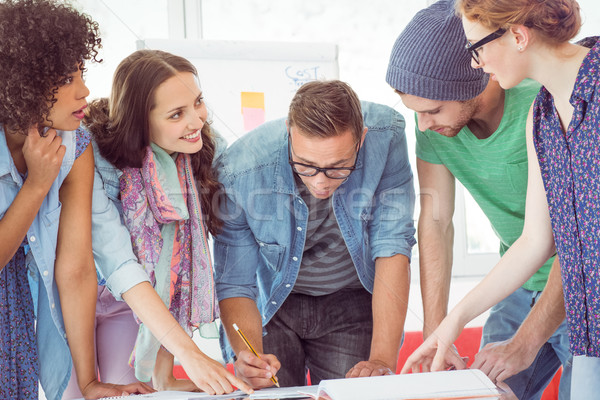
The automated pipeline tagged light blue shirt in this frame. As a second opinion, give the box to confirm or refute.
[91,140,150,300]
[1,125,75,400]
[214,101,416,359]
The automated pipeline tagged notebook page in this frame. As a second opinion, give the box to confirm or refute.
[316,369,500,400]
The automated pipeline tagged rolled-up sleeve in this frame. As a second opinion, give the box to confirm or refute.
[91,167,150,300]
[368,118,416,261]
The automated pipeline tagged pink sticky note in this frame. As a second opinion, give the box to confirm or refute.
[242,107,265,132]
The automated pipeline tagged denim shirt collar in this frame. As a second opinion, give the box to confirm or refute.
[272,132,298,196]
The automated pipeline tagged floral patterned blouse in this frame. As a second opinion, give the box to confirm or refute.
[533,38,600,357]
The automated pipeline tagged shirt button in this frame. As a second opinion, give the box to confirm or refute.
[298,199,303,204]
[292,256,298,261]
[29,236,36,242]
[51,303,55,309]
[297,227,302,231]
[259,242,265,247]
[43,270,49,277]
[285,284,291,288]
[271,301,277,305]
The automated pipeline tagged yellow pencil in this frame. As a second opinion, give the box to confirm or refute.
[233,323,280,388]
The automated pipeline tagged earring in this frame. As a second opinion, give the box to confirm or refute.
[517,46,523,51]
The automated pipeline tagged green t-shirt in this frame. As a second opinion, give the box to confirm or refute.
[416,79,551,291]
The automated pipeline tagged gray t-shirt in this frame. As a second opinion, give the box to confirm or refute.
[292,176,362,296]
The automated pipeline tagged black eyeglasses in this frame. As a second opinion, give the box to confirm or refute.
[288,134,360,179]
[465,28,506,65]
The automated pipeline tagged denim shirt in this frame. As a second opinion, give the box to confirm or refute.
[1,125,75,400]
[91,140,151,299]
[214,101,416,359]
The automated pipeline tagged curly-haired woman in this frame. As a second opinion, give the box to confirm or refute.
[0,1,151,399]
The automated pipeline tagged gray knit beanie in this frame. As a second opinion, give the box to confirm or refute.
[386,0,488,101]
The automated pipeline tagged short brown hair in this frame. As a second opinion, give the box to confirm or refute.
[86,50,223,234]
[456,0,581,45]
[288,80,363,143]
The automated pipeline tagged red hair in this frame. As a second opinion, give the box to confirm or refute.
[457,0,581,45]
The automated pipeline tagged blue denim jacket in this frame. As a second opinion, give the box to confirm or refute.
[1,125,76,400]
[214,101,416,360]
[91,140,150,300]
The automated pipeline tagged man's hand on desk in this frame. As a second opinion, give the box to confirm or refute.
[345,359,395,378]
[234,349,281,389]
[472,337,538,384]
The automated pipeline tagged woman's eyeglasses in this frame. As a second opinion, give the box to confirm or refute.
[465,28,506,65]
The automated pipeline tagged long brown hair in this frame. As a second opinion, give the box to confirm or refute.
[85,50,223,234]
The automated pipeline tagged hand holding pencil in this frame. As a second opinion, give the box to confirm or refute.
[233,323,281,388]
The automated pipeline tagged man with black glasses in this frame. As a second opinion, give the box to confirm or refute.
[214,80,416,388]
[386,1,571,399]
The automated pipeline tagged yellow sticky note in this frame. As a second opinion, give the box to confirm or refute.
[241,92,265,111]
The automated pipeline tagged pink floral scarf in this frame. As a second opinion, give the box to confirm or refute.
[120,143,218,381]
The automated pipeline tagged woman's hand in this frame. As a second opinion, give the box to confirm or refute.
[22,127,66,194]
[180,351,254,395]
[400,318,467,373]
[81,380,154,399]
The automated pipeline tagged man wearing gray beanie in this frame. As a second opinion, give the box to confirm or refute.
[386,1,571,399]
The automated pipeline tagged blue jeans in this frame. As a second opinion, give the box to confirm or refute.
[571,355,600,399]
[482,287,572,400]
[262,288,373,386]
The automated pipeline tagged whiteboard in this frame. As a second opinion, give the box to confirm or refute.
[137,39,339,145]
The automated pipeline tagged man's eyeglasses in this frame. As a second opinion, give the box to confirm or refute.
[288,134,360,179]
[465,28,506,65]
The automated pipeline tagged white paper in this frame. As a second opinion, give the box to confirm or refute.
[82,390,246,400]
[83,391,206,400]
[83,386,317,400]
[248,385,318,399]
[316,369,500,400]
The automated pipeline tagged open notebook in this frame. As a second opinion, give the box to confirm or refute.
[315,369,500,400]
[91,369,499,400]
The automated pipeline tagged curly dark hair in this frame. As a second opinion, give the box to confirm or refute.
[0,0,101,134]
[85,50,223,234]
